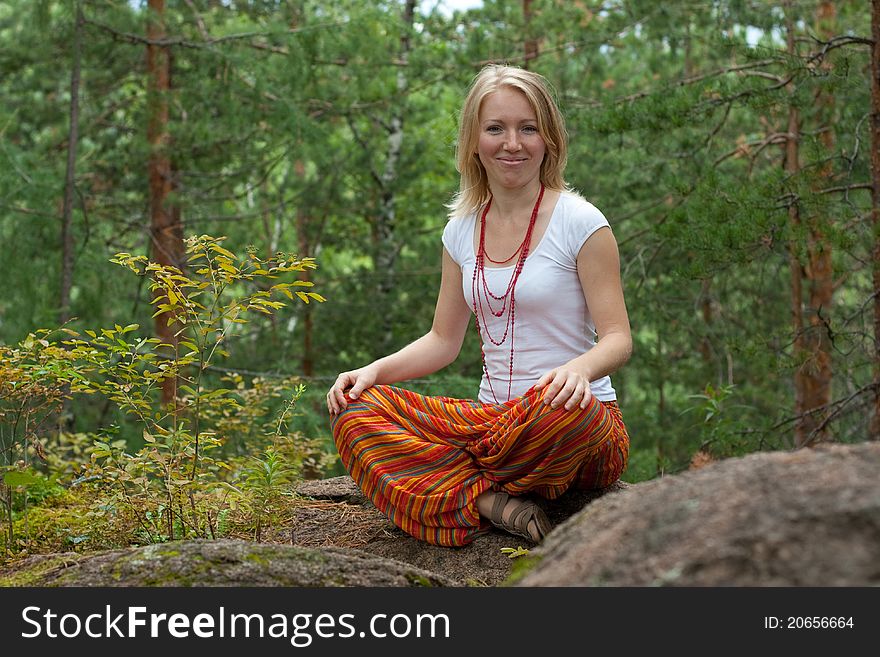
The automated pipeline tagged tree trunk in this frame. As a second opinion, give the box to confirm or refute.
[375,0,415,355]
[784,5,807,449]
[523,0,538,68]
[795,1,836,446]
[60,2,83,325]
[147,0,182,407]
[871,0,880,440]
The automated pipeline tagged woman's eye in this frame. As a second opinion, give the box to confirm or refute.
[522,125,537,134]
[486,125,502,134]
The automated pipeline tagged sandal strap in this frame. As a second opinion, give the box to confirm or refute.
[506,500,538,532]
[487,491,551,542]
[490,491,510,525]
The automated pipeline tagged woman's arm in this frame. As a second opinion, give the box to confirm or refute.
[534,226,632,411]
[327,247,472,415]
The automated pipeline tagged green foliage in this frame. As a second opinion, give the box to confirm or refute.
[0,327,93,556]
[226,447,296,543]
[0,235,328,560]
[500,545,530,559]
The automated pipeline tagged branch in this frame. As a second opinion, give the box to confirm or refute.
[713,132,789,167]
[83,15,348,53]
[607,59,780,107]
[802,382,878,447]
[345,115,384,189]
[818,183,872,195]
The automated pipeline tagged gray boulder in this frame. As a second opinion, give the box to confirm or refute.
[511,441,880,586]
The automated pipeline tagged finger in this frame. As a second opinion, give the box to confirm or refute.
[329,375,351,413]
[334,386,348,410]
[541,373,562,405]
[534,370,555,391]
[542,373,564,406]
[326,386,335,415]
[550,377,578,409]
[579,386,593,409]
[328,388,341,415]
[349,380,365,399]
[564,381,587,411]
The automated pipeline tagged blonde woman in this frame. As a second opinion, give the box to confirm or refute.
[327,64,632,546]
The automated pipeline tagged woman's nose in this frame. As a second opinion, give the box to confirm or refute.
[504,130,521,151]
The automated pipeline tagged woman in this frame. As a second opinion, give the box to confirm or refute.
[327,64,631,547]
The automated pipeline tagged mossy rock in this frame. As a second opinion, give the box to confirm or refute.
[0,539,457,587]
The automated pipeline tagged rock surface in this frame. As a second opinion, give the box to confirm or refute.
[513,441,880,586]
[0,539,456,587]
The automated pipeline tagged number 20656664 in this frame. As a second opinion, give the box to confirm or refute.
[764,617,854,629]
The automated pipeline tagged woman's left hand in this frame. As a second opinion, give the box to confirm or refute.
[534,366,592,411]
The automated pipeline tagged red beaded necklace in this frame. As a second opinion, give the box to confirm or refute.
[471,183,545,403]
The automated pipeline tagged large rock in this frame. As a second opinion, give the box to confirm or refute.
[511,442,880,586]
[294,476,624,586]
[0,539,455,587]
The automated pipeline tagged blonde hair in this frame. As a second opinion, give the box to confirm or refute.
[447,64,570,219]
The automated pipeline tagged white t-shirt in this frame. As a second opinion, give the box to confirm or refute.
[442,191,617,404]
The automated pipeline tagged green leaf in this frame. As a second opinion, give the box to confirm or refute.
[3,470,43,487]
[200,388,230,400]
[211,245,236,259]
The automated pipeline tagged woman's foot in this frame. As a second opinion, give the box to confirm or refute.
[476,490,551,543]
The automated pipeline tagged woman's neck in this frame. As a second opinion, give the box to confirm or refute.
[488,181,545,224]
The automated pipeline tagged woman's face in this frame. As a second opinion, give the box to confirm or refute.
[476,86,546,191]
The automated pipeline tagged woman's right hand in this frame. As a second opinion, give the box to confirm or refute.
[326,364,379,416]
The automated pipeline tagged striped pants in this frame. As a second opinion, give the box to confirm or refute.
[330,384,629,546]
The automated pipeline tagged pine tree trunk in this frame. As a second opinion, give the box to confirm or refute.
[523,0,538,68]
[60,2,83,325]
[784,5,807,448]
[870,0,880,440]
[375,0,415,355]
[796,1,837,446]
[147,0,182,407]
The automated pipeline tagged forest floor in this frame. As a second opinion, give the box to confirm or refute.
[261,497,398,551]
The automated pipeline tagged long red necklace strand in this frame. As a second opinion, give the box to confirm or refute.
[471,183,545,403]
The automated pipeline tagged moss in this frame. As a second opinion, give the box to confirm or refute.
[404,572,435,587]
[283,546,329,565]
[321,574,348,586]
[0,554,83,587]
[244,551,271,566]
[465,578,489,587]
[499,553,543,587]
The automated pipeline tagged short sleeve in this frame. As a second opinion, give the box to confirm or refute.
[441,216,472,266]
[565,198,611,258]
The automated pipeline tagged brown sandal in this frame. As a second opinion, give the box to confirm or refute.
[489,492,552,542]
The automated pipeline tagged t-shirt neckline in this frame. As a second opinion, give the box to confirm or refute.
[471,192,563,271]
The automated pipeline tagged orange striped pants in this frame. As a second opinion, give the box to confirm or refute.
[330,384,629,546]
